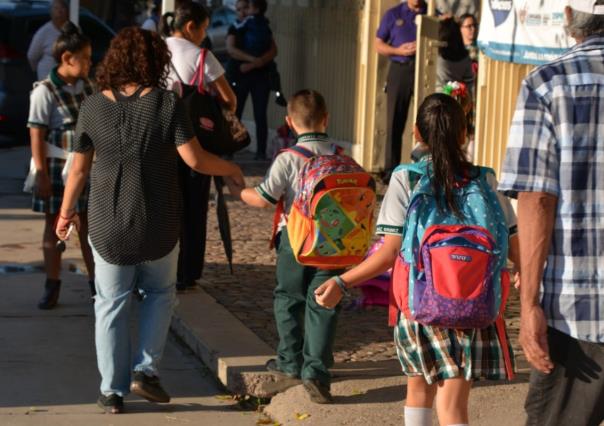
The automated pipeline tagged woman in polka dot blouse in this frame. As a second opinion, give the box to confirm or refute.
[54,27,245,414]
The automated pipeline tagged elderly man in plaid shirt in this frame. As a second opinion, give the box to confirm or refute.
[499,1,604,424]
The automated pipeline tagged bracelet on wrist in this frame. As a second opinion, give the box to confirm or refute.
[333,275,350,297]
[60,211,76,220]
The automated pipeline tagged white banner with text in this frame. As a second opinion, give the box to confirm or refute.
[478,0,575,65]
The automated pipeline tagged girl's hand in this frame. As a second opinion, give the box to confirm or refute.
[56,212,80,241]
[514,272,521,289]
[314,279,343,309]
[35,172,52,199]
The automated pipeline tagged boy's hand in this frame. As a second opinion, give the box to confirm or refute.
[314,279,343,309]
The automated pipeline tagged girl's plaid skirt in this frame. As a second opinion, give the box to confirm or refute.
[32,157,88,214]
[394,313,515,384]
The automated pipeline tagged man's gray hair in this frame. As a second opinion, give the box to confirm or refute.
[568,1,604,38]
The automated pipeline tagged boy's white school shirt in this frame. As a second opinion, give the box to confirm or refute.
[254,133,339,233]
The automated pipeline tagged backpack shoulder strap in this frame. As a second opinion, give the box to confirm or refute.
[39,79,75,123]
[191,48,208,93]
[82,78,94,97]
[395,162,429,191]
[475,166,501,197]
[285,145,315,159]
[269,145,314,249]
[394,162,426,176]
[478,166,496,180]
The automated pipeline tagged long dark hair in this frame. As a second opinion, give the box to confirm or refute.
[416,93,473,218]
[96,27,171,90]
[52,22,90,63]
[159,2,210,38]
[438,17,468,62]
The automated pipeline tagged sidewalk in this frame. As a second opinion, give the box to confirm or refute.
[0,272,263,426]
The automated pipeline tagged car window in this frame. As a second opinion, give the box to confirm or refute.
[0,16,10,44]
[224,9,236,26]
[211,9,226,28]
[79,15,113,64]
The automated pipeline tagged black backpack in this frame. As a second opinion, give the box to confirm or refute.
[171,49,250,156]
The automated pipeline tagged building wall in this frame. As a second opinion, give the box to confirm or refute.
[257,0,363,144]
[353,0,399,171]
[474,54,534,176]
[253,0,531,176]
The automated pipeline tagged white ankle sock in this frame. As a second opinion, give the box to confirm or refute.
[404,406,432,426]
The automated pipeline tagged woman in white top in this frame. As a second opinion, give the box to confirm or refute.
[160,2,237,291]
[27,0,69,80]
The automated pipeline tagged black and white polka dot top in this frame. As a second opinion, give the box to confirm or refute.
[73,88,194,265]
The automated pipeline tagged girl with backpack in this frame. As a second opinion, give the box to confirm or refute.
[27,22,95,309]
[315,93,520,426]
[160,3,237,291]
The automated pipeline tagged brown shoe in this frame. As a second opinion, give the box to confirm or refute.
[130,371,170,403]
[303,379,333,404]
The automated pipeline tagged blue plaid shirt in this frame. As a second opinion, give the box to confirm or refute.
[499,36,604,343]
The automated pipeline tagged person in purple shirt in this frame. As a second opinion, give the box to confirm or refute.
[375,0,426,179]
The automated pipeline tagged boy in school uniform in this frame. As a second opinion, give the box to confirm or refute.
[238,89,343,404]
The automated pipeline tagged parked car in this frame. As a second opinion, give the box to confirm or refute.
[206,6,237,63]
[0,0,114,144]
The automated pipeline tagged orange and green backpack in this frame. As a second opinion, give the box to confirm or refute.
[272,145,377,269]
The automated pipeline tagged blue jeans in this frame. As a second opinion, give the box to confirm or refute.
[91,242,178,397]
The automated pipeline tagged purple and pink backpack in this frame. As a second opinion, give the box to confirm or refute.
[389,162,513,378]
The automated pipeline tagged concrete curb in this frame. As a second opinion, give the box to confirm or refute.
[170,282,532,399]
[170,282,288,397]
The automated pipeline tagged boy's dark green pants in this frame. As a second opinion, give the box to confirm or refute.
[274,230,343,386]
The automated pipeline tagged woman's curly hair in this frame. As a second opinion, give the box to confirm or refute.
[96,27,171,90]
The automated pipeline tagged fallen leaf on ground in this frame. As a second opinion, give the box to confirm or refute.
[165,415,190,423]
[215,395,234,401]
[295,412,311,420]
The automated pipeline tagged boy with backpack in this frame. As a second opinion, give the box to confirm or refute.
[238,89,376,404]
[314,93,519,425]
